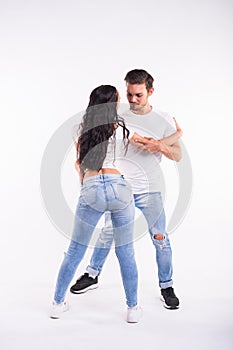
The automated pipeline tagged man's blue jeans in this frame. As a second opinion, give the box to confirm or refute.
[54,174,138,307]
[87,192,173,289]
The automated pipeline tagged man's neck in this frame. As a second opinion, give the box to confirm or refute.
[130,104,152,115]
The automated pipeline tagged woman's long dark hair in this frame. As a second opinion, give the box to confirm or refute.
[77,85,129,175]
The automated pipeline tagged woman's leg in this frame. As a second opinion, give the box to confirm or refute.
[53,197,103,304]
[111,200,138,308]
[54,240,88,303]
[114,242,138,308]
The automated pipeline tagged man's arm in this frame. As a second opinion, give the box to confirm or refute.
[143,119,182,161]
[157,140,182,162]
[160,118,182,146]
[130,129,182,162]
[137,138,181,161]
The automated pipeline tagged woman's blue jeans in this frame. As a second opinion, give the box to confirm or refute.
[54,174,138,307]
[87,192,173,289]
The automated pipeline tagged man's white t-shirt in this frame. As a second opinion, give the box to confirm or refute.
[115,108,176,194]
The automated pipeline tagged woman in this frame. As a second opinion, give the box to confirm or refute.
[50,85,140,323]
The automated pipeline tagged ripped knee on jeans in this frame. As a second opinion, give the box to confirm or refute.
[154,233,165,240]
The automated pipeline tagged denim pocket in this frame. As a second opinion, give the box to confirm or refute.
[111,180,133,205]
[80,183,97,206]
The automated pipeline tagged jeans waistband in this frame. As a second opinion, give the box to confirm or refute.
[82,174,124,184]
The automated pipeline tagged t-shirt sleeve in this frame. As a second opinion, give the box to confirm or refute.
[161,112,176,138]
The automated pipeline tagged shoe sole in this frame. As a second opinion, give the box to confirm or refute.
[126,307,142,323]
[70,284,98,294]
[50,303,69,319]
[50,315,60,319]
[160,296,179,310]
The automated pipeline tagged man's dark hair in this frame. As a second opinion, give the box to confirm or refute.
[124,69,154,91]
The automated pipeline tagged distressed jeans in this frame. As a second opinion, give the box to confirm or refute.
[87,192,173,289]
[54,174,138,307]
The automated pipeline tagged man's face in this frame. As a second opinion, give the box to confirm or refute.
[126,83,154,112]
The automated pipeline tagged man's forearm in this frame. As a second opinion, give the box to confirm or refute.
[131,133,182,162]
[160,142,182,162]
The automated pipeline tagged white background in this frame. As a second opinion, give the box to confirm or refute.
[1,0,233,349]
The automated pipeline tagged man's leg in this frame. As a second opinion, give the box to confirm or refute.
[134,192,179,309]
[70,212,114,293]
[87,211,114,276]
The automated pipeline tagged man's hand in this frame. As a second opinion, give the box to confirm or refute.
[142,137,162,153]
[130,132,147,150]
[130,132,162,152]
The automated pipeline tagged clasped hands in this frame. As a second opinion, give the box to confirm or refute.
[130,132,163,153]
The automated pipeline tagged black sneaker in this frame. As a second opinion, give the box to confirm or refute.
[70,273,98,294]
[160,287,179,309]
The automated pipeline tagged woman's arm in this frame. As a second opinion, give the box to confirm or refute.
[74,142,84,183]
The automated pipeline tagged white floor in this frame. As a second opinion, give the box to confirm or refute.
[1,223,233,350]
[1,277,232,350]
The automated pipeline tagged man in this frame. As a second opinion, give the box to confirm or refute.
[70,69,181,310]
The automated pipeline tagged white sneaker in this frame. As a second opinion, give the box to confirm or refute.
[50,301,69,319]
[126,306,142,323]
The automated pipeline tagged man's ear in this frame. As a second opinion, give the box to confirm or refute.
[148,87,154,96]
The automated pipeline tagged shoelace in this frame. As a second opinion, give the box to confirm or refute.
[163,287,175,298]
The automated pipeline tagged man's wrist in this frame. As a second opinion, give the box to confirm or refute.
[159,141,170,156]
[158,140,164,153]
